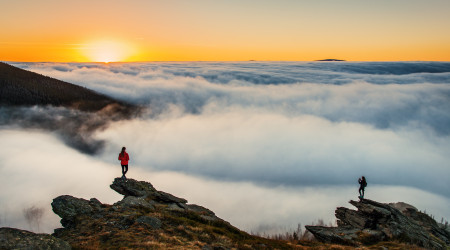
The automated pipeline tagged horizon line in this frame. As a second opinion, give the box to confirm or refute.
[3,59,450,63]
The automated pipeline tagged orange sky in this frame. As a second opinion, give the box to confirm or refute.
[1,0,450,62]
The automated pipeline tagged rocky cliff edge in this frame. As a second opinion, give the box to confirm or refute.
[306,198,450,249]
[48,177,290,249]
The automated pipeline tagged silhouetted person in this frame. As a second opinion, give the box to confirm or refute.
[358,176,367,199]
[118,147,129,179]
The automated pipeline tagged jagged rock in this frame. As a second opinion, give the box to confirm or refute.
[113,196,155,211]
[110,177,187,204]
[402,207,450,246]
[52,195,105,228]
[151,190,188,204]
[306,199,450,249]
[388,202,417,213]
[136,216,162,229]
[0,227,70,250]
[89,198,103,211]
[52,196,94,218]
[305,226,378,246]
[50,177,290,248]
[186,204,216,217]
[110,177,156,197]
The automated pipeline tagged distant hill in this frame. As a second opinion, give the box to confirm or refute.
[0,62,134,112]
[315,59,346,61]
[0,62,141,154]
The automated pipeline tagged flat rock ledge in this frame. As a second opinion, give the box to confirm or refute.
[306,199,450,249]
[0,227,70,250]
[51,177,219,232]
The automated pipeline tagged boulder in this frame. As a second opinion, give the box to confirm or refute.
[306,199,449,249]
[0,227,71,250]
[110,177,156,197]
[52,195,104,228]
[110,177,187,204]
[52,195,95,219]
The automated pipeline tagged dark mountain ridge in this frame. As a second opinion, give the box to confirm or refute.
[0,62,141,154]
[0,62,133,113]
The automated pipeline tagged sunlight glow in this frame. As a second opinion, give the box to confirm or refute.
[81,40,135,63]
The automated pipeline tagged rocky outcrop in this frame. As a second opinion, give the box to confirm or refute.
[50,177,285,249]
[306,199,450,249]
[51,178,221,234]
[110,177,188,204]
[51,196,104,228]
[110,178,156,197]
[0,227,70,250]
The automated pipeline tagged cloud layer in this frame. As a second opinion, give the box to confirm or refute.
[2,61,450,233]
[1,129,449,234]
[14,62,450,135]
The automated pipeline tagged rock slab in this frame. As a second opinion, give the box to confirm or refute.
[306,199,450,249]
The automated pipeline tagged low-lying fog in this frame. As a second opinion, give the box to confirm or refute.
[1,62,449,234]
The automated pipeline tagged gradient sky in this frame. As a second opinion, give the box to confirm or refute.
[1,0,450,62]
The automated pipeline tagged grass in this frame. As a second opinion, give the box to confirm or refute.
[52,198,449,249]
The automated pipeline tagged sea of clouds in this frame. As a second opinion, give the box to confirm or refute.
[1,61,450,234]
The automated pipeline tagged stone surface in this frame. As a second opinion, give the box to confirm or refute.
[388,202,417,213]
[113,196,155,211]
[167,203,185,212]
[0,227,70,250]
[110,177,187,204]
[89,198,103,211]
[136,216,162,229]
[186,204,216,217]
[4,176,297,249]
[52,195,95,219]
[110,177,156,197]
[306,199,450,249]
[151,190,188,204]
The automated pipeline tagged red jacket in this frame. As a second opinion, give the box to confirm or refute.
[118,152,129,165]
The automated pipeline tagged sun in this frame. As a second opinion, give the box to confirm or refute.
[81,40,134,63]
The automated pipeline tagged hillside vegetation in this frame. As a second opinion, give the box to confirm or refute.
[0,62,142,154]
[1,177,448,249]
[0,62,132,112]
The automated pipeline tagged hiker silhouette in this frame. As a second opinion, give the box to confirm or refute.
[358,176,367,199]
[118,147,130,179]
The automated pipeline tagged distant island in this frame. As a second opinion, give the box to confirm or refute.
[315,59,346,61]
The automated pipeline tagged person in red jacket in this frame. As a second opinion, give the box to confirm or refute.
[118,147,130,179]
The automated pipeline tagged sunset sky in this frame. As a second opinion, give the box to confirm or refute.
[1,0,450,62]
